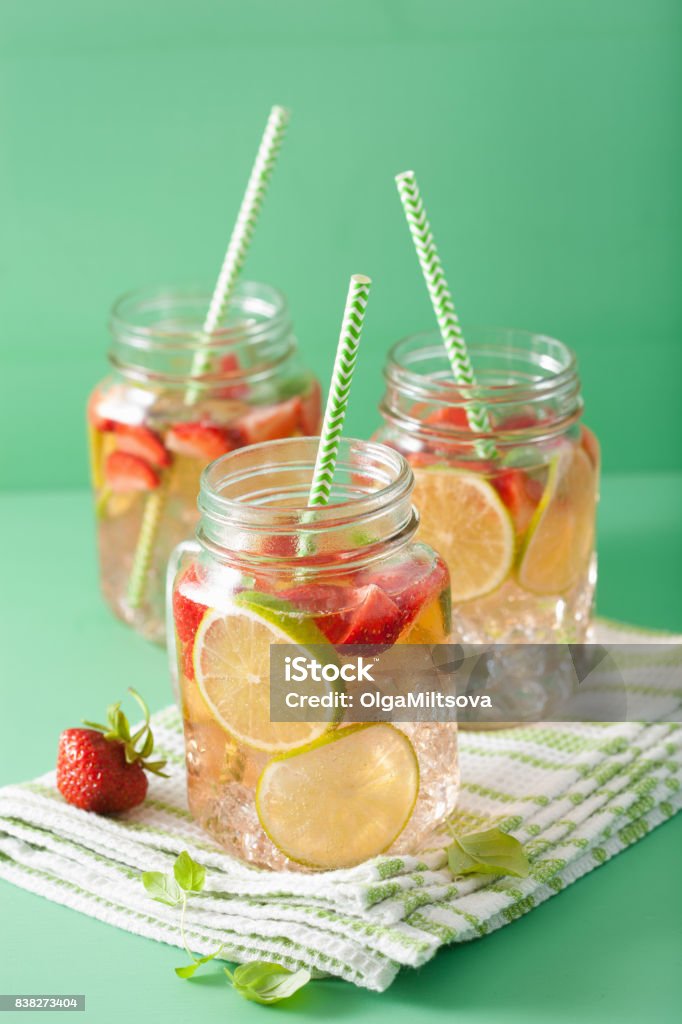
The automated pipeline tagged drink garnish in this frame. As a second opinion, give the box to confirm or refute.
[142,851,311,1002]
[56,689,167,814]
[446,826,530,878]
[255,723,419,869]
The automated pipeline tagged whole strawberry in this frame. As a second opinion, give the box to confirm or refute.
[56,689,167,814]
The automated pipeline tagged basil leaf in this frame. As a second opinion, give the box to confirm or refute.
[175,948,223,979]
[447,827,530,878]
[141,871,183,906]
[227,962,311,1004]
[175,963,200,979]
[173,851,206,893]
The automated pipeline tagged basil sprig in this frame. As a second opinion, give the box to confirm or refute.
[141,851,311,1004]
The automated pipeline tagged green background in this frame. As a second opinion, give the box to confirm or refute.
[1,2,681,1022]
[0,0,680,490]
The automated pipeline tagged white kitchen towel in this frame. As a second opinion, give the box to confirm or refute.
[0,621,680,992]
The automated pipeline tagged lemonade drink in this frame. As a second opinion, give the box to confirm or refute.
[88,283,320,643]
[376,328,599,646]
[170,439,459,871]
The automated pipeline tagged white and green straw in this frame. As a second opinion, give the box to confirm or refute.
[394,170,496,460]
[126,105,290,611]
[186,103,291,402]
[308,275,372,507]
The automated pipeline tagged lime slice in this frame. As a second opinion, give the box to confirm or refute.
[193,591,337,753]
[256,723,419,869]
[517,446,597,595]
[411,469,515,601]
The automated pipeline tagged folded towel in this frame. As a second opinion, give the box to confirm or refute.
[0,621,679,992]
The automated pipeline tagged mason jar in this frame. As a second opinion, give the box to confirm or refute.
[168,437,458,871]
[375,328,600,653]
[87,282,321,644]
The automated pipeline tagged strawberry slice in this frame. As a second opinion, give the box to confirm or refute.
[424,406,471,430]
[173,564,208,680]
[496,413,539,431]
[217,352,249,399]
[280,582,357,643]
[336,584,404,646]
[229,396,303,447]
[166,421,234,461]
[104,451,160,492]
[364,557,450,636]
[173,564,208,645]
[421,406,474,455]
[492,468,543,535]
[299,380,322,435]
[174,566,208,680]
[260,534,299,559]
[182,642,197,683]
[114,423,170,468]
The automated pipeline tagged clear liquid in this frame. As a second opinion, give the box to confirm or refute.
[90,379,319,643]
[176,553,459,870]
[408,432,599,722]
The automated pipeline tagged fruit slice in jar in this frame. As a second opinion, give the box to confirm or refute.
[166,421,234,460]
[229,397,303,446]
[104,451,160,492]
[517,446,597,595]
[491,468,544,536]
[299,379,322,435]
[411,469,515,601]
[113,423,170,468]
[256,723,419,869]
[192,591,336,753]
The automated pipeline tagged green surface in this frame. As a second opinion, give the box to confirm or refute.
[0,477,680,1022]
[0,1,681,490]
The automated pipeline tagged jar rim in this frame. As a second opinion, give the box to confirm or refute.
[386,326,578,404]
[199,437,413,532]
[110,280,290,352]
[108,281,297,389]
[195,439,417,573]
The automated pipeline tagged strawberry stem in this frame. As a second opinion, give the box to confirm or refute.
[82,688,168,778]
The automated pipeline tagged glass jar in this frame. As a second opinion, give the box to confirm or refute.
[375,328,600,649]
[87,282,321,644]
[169,437,458,871]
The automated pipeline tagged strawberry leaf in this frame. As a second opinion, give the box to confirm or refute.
[227,962,311,1005]
[447,827,530,878]
[115,709,131,742]
[139,731,154,759]
[82,688,167,778]
[174,851,206,893]
[142,871,183,906]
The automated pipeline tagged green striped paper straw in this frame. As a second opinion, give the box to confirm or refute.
[395,170,496,460]
[308,275,372,507]
[126,473,170,611]
[126,105,290,611]
[185,104,290,404]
